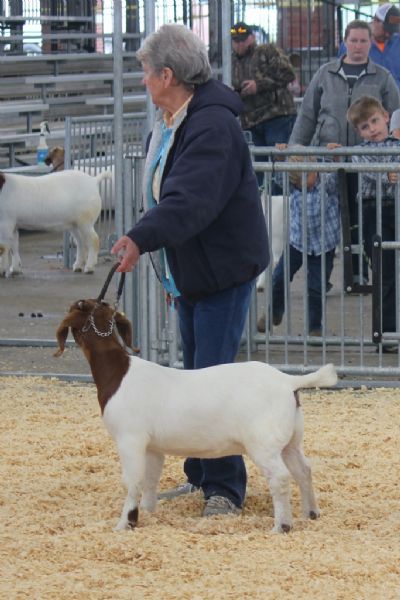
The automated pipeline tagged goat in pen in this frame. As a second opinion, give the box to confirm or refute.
[0,170,111,276]
[55,297,337,533]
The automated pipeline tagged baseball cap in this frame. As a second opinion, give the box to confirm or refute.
[390,108,400,132]
[375,3,400,33]
[230,22,253,41]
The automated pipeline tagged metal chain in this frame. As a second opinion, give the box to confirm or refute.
[82,313,115,337]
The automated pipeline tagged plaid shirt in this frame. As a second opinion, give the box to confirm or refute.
[289,173,340,255]
[351,137,400,201]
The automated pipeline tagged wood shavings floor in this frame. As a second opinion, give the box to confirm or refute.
[1,377,399,599]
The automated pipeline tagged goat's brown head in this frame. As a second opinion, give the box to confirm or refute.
[44,146,65,169]
[54,299,135,357]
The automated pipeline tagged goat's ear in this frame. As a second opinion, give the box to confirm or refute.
[115,311,139,352]
[54,316,73,357]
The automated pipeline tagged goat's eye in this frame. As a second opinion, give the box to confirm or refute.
[78,300,85,310]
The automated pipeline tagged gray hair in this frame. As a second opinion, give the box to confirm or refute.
[136,24,211,87]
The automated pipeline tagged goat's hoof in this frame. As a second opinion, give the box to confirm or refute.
[72,266,83,272]
[309,510,320,520]
[84,268,95,274]
[127,507,139,528]
[114,519,129,531]
[273,523,292,534]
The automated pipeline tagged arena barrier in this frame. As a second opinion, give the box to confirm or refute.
[2,145,400,387]
[249,145,400,386]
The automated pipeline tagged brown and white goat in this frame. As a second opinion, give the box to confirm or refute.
[55,298,337,532]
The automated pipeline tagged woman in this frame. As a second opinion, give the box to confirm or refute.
[112,24,269,516]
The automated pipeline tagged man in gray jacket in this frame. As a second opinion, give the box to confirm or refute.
[290,20,399,147]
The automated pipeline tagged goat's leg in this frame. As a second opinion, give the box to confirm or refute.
[10,229,22,275]
[282,445,320,520]
[115,438,146,531]
[281,409,320,520]
[140,451,164,512]
[249,448,293,533]
[0,243,10,277]
[75,223,99,273]
[69,227,86,272]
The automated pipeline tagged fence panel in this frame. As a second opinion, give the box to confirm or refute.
[250,145,400,386]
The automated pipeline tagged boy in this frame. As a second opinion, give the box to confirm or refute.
[347,95,400,343]
[258,147,340,335]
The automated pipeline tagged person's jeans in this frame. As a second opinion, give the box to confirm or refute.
[272,245,335,332]
[250,114,296,192]
[177,279,255,508]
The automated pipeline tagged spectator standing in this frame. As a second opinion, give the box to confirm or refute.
[112,24,269,516]
[347,95,400,346]
[258,147,341,335]
[339,3,400,89]
[231,22,297,188]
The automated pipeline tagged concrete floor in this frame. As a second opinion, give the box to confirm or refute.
[1,229,399,385]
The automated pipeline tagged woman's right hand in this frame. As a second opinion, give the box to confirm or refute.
[111,236,141,273]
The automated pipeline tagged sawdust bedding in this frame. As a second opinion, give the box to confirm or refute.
[1,377,399,600]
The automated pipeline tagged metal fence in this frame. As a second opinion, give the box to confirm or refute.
[3,141,400,387]
[115,145,400,387]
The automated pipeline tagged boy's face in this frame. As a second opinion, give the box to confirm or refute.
[356,110,390,142]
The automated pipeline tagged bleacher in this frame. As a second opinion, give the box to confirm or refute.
[0,1,147,168]
[0,51,145,167]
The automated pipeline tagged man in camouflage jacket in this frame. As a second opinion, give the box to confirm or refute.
[231,22,297,146]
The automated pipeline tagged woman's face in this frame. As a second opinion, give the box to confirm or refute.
[141,62,169,109]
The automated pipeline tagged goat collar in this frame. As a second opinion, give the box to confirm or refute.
[81,306,115,338]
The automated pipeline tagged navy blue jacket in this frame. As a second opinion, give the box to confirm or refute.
[127,78,269,301]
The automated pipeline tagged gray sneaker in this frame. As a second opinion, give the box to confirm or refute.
[158,482,199,500]
[202,495,242,517]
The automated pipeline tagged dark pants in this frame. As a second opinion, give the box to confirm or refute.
[363,204,396,332]
[272,245,335,332]
[177,280,255,508]
[347,172,369,283]
[250,114,296,192]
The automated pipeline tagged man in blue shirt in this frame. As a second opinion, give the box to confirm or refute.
[339,3,400,89]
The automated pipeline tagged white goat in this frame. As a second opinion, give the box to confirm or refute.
[0,170,111,276]
[55,298,337,533]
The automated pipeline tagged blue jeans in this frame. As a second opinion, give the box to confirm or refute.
[250,114,296,191]
[177,280,255,508]
[272,246,335,332]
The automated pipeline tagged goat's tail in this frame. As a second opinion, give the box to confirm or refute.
[289,363,337,391]
[96,171,113,187]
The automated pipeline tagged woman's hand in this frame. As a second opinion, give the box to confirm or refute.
[111,236,141,273]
